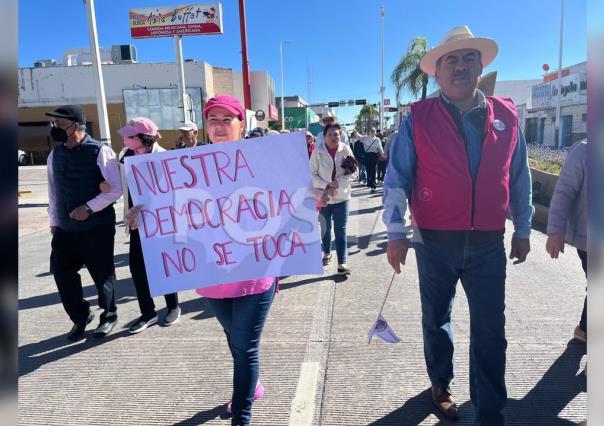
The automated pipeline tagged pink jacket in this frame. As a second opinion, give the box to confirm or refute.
[196,277,275,299]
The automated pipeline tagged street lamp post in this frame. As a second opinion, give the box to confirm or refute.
[174,35,187,124]
[84,0,111,147]
[279,41,289,130]
[380,5,385,132]
[555,0,565,148]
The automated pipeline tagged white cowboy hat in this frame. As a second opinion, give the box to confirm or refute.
[178,121,198,132]
[321,111,336,122]
[420,26,498,76]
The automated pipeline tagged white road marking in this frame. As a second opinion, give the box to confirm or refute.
[288,361,320,426]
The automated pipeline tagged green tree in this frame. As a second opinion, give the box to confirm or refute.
[391,37,430,105]
[355,104,379,133]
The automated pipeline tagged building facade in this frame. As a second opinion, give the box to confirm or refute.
[524,62,586,147]
[18,47,277,162]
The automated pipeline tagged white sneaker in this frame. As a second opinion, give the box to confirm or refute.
[337,264,351,275]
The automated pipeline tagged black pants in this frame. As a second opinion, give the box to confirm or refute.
[129,229,179,320]
[577,249,587,332]
[377,159,387,181]
[50,224,117,324]
[365,152,378,189]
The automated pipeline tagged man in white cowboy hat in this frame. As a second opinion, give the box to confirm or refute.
[382,26,533,424]
[173,121,203,149]
[315,110,349,147]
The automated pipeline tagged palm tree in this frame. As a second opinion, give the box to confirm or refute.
[391,37,430,104]
[355,104,379,133]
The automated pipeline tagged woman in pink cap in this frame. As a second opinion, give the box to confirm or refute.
[117,117,182,334]
[196,96,275,426]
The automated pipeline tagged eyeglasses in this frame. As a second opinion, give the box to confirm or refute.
[49,120,76,129]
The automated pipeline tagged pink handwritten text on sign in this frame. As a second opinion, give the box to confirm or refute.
[124,131,323,296]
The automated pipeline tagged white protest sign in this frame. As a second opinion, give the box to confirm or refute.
[124,131,323,296]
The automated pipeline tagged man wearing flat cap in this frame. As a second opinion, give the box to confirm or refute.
[383,26,533,424]
[46,105,122,340]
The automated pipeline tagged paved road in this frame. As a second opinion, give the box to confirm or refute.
[18,171,587,425]
[18,166,53,237]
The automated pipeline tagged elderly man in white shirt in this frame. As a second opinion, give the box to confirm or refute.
[352,128,383,192]
[46,105,122,341]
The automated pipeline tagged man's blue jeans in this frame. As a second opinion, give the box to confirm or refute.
[413,234,507,416]
[206,283,276,426]
[319,200,350,265]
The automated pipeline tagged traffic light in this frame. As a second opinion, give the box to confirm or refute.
[327,101,339,107]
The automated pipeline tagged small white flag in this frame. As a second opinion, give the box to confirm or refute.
[367,314,401,344]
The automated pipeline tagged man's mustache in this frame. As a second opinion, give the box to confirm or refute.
[453,70,470,78]
[453,71,469,79]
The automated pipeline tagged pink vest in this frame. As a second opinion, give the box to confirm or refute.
[410,96,518,231]
[196,278,275,299]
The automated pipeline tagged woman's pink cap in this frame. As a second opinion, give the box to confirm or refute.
[118,117,159,137]
[203,95,245,120]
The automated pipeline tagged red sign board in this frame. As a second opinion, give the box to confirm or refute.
[129,4,223,39]
[384,99,390,106]
[268,104,279,121]
[544,69,571,83]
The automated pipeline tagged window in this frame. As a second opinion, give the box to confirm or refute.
[582,113,587,122]
[123,87,203,130]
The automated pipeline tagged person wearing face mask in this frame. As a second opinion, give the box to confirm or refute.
[117,117,181,333]
[122,98,276,425]
[46,105,122,340]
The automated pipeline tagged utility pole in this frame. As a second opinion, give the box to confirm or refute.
[238,0,252,110]
[174,35,187,124]
[380,5,385,132]
[307,63,312,104]
[279,41,289,130]
[554,0,564,148]
[84,0,111,146]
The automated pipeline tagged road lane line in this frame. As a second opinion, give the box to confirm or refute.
[288,361,320,426]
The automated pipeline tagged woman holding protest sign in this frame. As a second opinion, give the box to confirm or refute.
[194,95,276,426]
[117,117,181,334]
[310,123,358,275]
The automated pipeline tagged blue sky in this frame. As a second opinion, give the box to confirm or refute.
[20,0,586,125]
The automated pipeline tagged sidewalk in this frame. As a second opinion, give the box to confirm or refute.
[18,180,587,425]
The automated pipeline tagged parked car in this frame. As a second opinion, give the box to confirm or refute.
[18,150,28,166]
